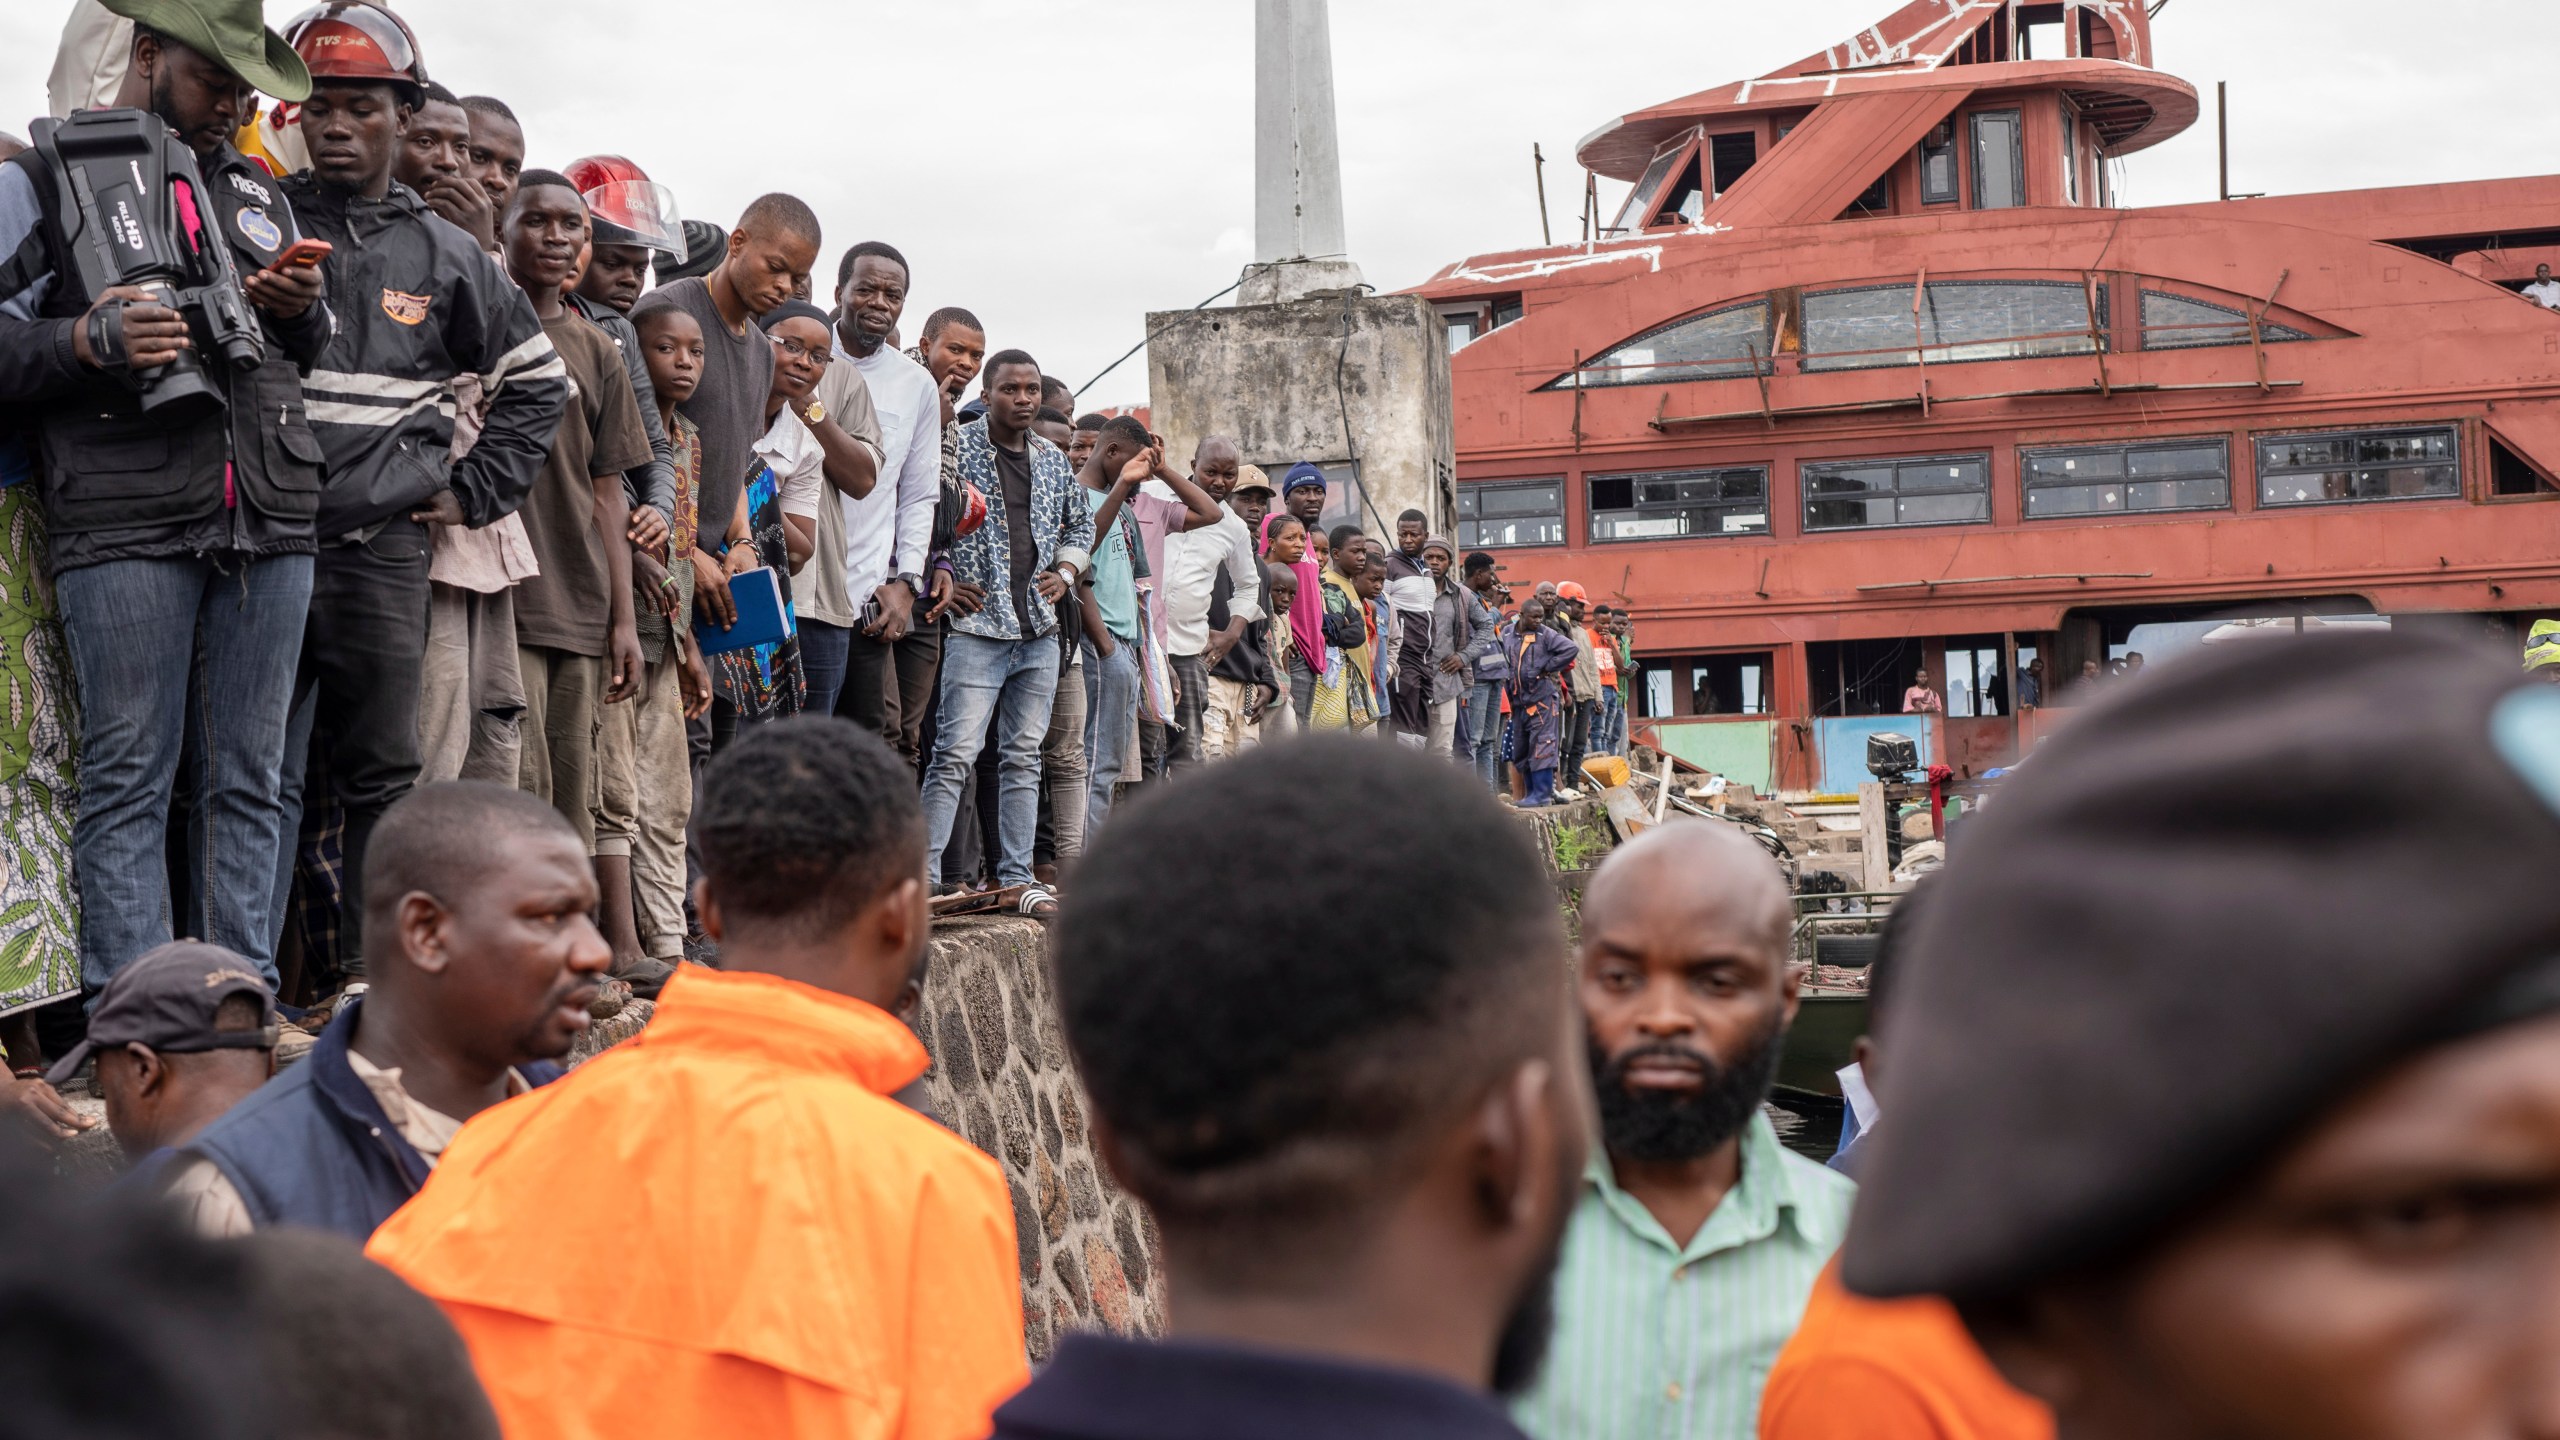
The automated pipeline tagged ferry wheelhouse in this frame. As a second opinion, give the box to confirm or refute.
[1410,0,2560,792]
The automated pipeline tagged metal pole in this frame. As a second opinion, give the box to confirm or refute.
[1534,143,1553,246]
[2217,80,2229,203]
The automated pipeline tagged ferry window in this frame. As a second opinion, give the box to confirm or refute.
[2256,427,2461,508]
[1658,155,1708,224]
[1552,299,1772,389]
[1971,110,2024,210]
[1442,310,1480,351]
[2061,103,2080,205]
[1609,141,1691,234]
[1804,281,2101,372]
[1438,295,1524,354]
[1660,652,1775,717]
[1710,133,1759,197]
[1810,638,1925,717]
[1920,127,1958,204]
[2020,4,2067,59]
[1588,467,1770,543]
[2141,290,2311,350]
[1804,453,1992,532]
[2023,439,2232,518]
[1457,479,1567,548]
[2493,437,2558,496]
[1943,636,2011,717]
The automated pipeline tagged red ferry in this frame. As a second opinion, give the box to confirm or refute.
[1409,0,2560,793]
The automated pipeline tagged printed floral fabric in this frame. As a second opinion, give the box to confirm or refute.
[0,491,79,1016]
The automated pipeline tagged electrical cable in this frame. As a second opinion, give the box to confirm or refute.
[1070,278,1244,401]
[1330,283,1395,539]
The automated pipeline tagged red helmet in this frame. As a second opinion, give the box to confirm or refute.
[563,155,688,263]
[283,3,427,101]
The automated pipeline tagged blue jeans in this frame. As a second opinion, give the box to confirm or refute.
[799,619,852,718]
[56,552,312,989]
[1467,679,1504,790]
[1599,687,1627,755]
[1082,636,1141,840]
[921,633,1058,888]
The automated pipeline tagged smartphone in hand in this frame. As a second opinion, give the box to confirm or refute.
[266,238,333,273]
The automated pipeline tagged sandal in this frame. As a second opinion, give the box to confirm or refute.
[1017,884,1060,920]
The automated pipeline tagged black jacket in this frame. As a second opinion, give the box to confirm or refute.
[0,136,332,574]
[281,176,564,539]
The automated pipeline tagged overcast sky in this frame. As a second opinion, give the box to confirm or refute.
[5,1,2553,407]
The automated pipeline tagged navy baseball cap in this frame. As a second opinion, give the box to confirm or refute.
[47,941,279,1085]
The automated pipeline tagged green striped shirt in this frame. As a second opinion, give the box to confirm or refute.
[1513,1112,1856,1440]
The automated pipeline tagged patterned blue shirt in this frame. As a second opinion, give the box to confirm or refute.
[946,418,1094,643]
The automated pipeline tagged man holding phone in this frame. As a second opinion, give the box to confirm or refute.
[0,0,335,992]
[275,3,565,974]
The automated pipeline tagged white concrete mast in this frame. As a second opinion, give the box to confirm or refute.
[1244,0,1365,303]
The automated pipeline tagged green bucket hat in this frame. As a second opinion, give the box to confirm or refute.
[100,0,314,103]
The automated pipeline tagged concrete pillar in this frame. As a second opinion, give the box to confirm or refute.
[1147,293,1454,543]
[1245,0,1364,305]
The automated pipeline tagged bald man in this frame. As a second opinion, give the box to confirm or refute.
[1514,822,1855,1440]
[1160,434,1263,770]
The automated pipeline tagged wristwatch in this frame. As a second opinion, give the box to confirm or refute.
[800,399,826,425]
[892,571,923,595]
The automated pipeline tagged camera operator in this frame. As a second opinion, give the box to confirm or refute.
[0,0,332,993]
[271,4,565,973]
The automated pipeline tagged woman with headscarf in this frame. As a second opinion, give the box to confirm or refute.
[1505,592,1582,805]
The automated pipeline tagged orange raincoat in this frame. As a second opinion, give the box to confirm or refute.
[368,965,1028,1440]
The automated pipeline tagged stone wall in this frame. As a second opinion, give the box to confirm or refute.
[913,917,1167,1361]
[1146,291,1456,538]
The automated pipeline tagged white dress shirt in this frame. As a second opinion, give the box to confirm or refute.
[836,344,943,607]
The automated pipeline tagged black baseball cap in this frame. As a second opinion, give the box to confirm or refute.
[46,941,280,1085]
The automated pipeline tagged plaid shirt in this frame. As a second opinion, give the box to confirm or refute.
[945,418,1093,643]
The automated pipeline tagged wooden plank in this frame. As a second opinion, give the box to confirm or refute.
[1857,782,1893,894]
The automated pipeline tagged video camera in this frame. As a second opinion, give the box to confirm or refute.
[32,109,264,424]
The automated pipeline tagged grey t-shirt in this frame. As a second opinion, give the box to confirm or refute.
[654,276,774,553]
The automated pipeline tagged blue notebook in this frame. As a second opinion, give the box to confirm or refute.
[693,567,793,657]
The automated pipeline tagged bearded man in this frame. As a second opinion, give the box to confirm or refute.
[1513,821,1854,1440]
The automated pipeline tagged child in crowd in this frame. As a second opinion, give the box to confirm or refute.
[610,298,716,968]
[500,174,648,858]
[1257,562,1300,746]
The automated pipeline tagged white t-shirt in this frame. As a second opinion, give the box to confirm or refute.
[754,409,827,523]
[2526,279,2560,311]
[836,343,944,607]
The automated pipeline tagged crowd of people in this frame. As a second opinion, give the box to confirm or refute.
[6,7,2560,1440]
[0,0,1640,1051]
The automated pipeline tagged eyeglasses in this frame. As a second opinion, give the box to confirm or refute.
[772,336,834,368]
